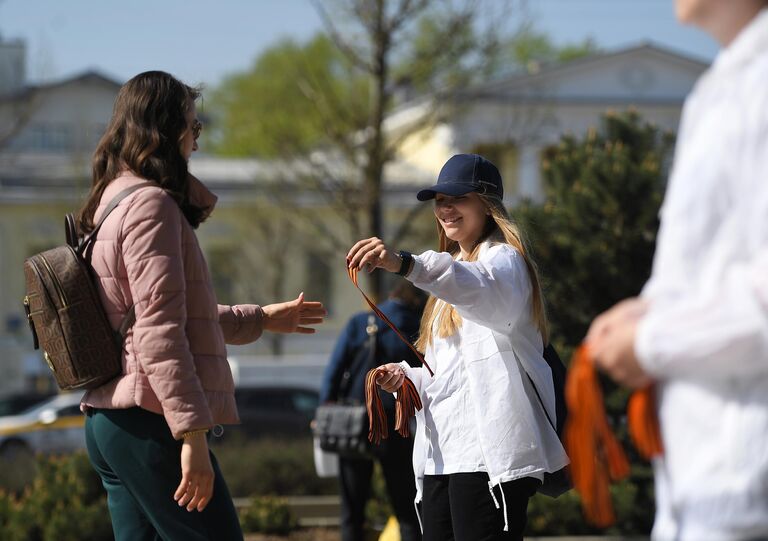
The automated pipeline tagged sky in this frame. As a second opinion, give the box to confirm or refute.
[0,0,719,90]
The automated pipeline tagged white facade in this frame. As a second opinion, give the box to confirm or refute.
[392,43,708,201]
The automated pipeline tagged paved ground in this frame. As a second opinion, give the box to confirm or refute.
[245,529,339,541]
[244,531,650,541]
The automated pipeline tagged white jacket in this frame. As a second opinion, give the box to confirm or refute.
[401,241,569,505]
[635,9,768,541]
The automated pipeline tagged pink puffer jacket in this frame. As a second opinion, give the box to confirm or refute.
[82,172,264,439]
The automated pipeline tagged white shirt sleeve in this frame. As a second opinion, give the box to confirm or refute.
[398,361,425,394]
[406,244,533,334]
[636,249,768,379]
[636,94,768,380]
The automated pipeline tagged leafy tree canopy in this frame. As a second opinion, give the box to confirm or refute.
[516,110,674,350]
[208,34,368,157]
[208,20,599,158]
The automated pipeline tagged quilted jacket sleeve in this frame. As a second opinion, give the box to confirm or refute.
[121,189,213,438]
[217,304,265,345]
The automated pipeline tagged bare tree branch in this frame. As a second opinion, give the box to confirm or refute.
[391,201,431,245]
[300,0,517,297]
[312,0,376,73]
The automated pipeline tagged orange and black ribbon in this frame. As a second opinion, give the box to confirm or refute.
[347,264,433,376]
[347,264,431,444]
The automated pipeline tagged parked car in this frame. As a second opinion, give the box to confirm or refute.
[0,391,56,417]
[0,392,85,458]
[215,385,319,442]
[0,385,321,457]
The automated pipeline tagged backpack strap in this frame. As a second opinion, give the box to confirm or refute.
[75,182,154,341]
[117,305,136,340]
[65,214,79,249]
[77,182,156,254]
[522,343,565,434]
[526,371,555,431]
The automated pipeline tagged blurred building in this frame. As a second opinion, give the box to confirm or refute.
[390,43,708,201]
[0,38,707,394]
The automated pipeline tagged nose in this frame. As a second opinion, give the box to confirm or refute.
[435,199,453,211]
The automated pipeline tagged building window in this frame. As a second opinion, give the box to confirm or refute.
[25,123,72,152]
[470,143,519,196]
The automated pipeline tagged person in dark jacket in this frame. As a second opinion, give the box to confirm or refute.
[320,279,426,541]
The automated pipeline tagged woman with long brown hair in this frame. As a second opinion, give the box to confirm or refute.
[79,71,326,540]
[347,154,568,541]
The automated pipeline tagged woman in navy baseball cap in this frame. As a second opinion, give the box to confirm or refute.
[347,154,568,541]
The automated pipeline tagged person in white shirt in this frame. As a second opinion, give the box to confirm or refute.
[587,1,768,540]
[347,154,568,541]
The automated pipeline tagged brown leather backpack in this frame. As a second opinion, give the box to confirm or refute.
[22,183,151,390]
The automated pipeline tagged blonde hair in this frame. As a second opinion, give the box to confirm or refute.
[414,195,549,351]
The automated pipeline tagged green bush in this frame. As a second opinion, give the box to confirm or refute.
[239,495,298,535]
[0,446,37,495]
[0,452,112,541]
[527,474,653,536]
[213,436,337,497]
[364,461,392,530]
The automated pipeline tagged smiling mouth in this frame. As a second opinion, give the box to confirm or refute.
[441,217,462,225]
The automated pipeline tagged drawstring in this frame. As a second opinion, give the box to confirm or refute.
[487,481,500,509]
[414,500,424,534]
[500,484,509,532]
[564,344,663,527]
[487,481,509,532]
[347,263,432,444]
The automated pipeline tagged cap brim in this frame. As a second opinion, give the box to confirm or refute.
[416,183,476,201]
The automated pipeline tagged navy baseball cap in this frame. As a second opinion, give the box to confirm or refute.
[417,154,503,201]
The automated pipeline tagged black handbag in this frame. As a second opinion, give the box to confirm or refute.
[314,315,378,459]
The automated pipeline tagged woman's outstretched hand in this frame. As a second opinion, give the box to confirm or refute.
[376,363,405,393]
[262,292,327,334]
[347,237,401,274]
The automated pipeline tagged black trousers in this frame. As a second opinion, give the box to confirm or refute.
[339,432,421,541]
[421,473,540,541]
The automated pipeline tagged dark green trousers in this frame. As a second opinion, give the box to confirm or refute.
[85,407,243,541]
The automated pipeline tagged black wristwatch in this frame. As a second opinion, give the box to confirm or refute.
[396,250,413,276]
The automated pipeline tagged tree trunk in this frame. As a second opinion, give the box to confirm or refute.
[365,0,390,301]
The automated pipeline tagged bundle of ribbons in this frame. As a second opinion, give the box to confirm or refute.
[346,265,433,444]
[564,345,664,527]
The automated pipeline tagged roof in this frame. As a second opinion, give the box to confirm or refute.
[0,69,122,103]
[385,42,710,132]
[462,41,709,98]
